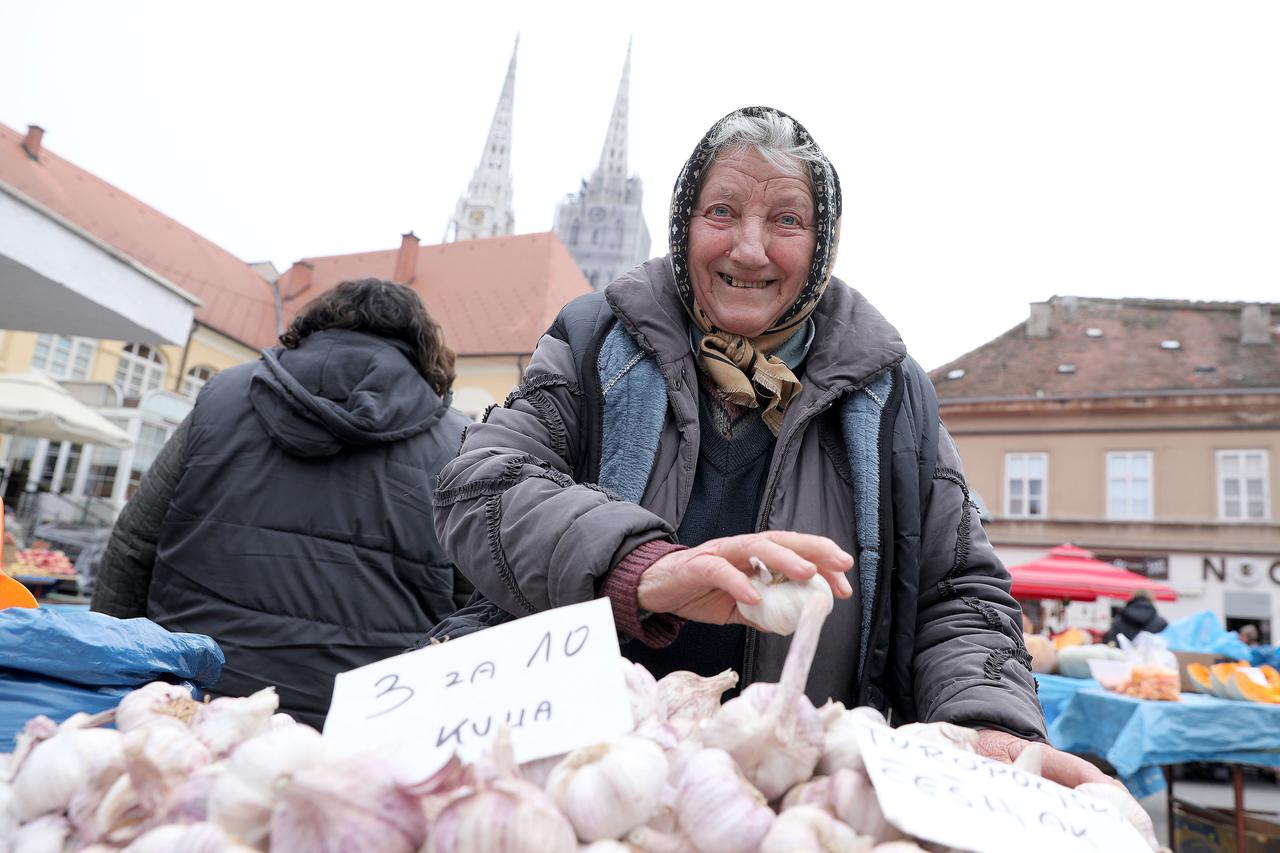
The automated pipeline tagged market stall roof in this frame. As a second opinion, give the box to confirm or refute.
[0,371,132,449]
[1008,544,1177,602]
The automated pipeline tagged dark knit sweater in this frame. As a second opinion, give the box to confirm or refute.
[621,372,776,689]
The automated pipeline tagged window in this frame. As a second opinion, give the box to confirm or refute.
[182,365,218,399]
[31,334,96,379]
[1218,450,1270,521]
[84,445,122,499]
[1005,452,1047,518]
[58,444,83,493]
[114,343,167,401]
[1107,451,1154,520]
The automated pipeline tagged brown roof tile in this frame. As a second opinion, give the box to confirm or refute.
[285,232,593,356]
[0,123,278,349]
[931,296,1280,401]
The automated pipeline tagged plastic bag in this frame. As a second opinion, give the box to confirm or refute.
[1114,632,1181,701]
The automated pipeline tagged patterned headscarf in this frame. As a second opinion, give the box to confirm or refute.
[669,106,843,434]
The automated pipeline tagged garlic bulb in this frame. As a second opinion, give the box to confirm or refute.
[701,593,830,800]
[760,805,867,852]
[124,717,213,812]
[122,821,228,853]
[426,728,577,853]
[5,715,60,783]
[115,682,200,732]
[192,687,280,758]
[517,754,564,790]
[207,723,328,845]
[270,756,427,853]
[579,842,636,853]
[655,669,738,739]
[620,660,663,729]
[1,781,16,837]
[869,844,928,852]
[11,726,124,821]
[1075,782,1159,851]
[9,813,71,853]
[782,768,901,843]
[892,721,978,753]
[624,826,694,852]
[546,736,668,842]
[737,556,835,635]
[673,748,774,853]
[818,704,888,775]
[427,777,577,853]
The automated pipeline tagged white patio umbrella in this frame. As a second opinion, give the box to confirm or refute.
[0,371,132,449]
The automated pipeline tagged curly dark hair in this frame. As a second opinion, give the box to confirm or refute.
[280,278,456,397]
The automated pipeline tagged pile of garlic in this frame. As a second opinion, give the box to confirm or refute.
[0,575,1160,853]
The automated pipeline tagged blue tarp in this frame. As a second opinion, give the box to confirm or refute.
[1050,687,1280,798]
[1036,673,1099,728]
[1159,610,1253,661]
[0,608,223,752]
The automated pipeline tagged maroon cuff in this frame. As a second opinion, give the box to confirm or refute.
[602,540,687,649]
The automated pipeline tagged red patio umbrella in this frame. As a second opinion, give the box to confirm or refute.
[1007,544,1177,602]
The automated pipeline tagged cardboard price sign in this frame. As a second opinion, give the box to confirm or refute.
[324,598,632,779]
[856,725,1149,853]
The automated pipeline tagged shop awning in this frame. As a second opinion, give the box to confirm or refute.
[0,182,199,346]
[1008,544,1178,602]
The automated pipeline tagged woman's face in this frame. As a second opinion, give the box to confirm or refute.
[687,148,817,337]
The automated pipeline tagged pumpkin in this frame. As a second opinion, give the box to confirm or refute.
[1209,662,1249,700]
[1232,668,1280,704]
[1057,644,1125,679]
[1025,634,1057,674]
[1186,663,1214,694]
[1052,627,1091,651]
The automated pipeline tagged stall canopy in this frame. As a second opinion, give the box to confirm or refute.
[1008,544,1177,602]
[0,371,132,449]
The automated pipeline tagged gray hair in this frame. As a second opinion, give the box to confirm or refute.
[706,111,825,177]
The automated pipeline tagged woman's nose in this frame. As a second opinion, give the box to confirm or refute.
[729,217,769,268]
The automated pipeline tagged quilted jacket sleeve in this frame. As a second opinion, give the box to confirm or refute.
[90,415,190,618]
[433,333,676,621]
[911,426,1047,741]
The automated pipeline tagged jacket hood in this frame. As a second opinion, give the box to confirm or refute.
[607,257,907,394]
[1121,597,1161,625]
[248,329,448,457]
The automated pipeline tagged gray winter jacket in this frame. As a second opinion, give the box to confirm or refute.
[434,259,1045,740]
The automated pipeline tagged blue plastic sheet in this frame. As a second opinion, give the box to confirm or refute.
[0,608,223,686]
[1159,610,1253,661]
[1050,687,1280,798]
[0,608,223,752]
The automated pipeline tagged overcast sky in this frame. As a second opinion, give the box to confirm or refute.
[5,1,1278,369]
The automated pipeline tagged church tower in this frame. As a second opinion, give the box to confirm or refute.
[446,38,518,242]
[552,41,651,290]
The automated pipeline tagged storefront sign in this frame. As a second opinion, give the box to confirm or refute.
[1096,553,1169,580]
[324,597,632,779]
[857,725,1148,852]
[1202,557,1280,587]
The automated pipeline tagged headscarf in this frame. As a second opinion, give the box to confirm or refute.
[669,106,842,435]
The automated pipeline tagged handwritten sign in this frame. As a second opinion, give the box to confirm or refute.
[323,598,632,779]
[856,725,1149,853]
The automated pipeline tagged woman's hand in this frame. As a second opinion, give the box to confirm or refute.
[635,531,854,627]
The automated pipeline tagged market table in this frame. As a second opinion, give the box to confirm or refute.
[1051,686,1280,851]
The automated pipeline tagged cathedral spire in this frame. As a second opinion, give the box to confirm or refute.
[586,38,631,206]
[446,36,518,242]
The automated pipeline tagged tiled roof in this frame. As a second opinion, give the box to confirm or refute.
[0,123,278,349]
[283,232,593,356]
[931,296,1280,401]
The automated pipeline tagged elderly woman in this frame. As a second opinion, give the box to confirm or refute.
[435,107,1107,786]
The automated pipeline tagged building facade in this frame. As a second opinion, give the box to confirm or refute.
[932,297,1280,639]
[552,43,651,290]
[0,122,276,518]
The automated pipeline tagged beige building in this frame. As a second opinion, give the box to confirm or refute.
[0,122,277,517]
[932,297,1280,638]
